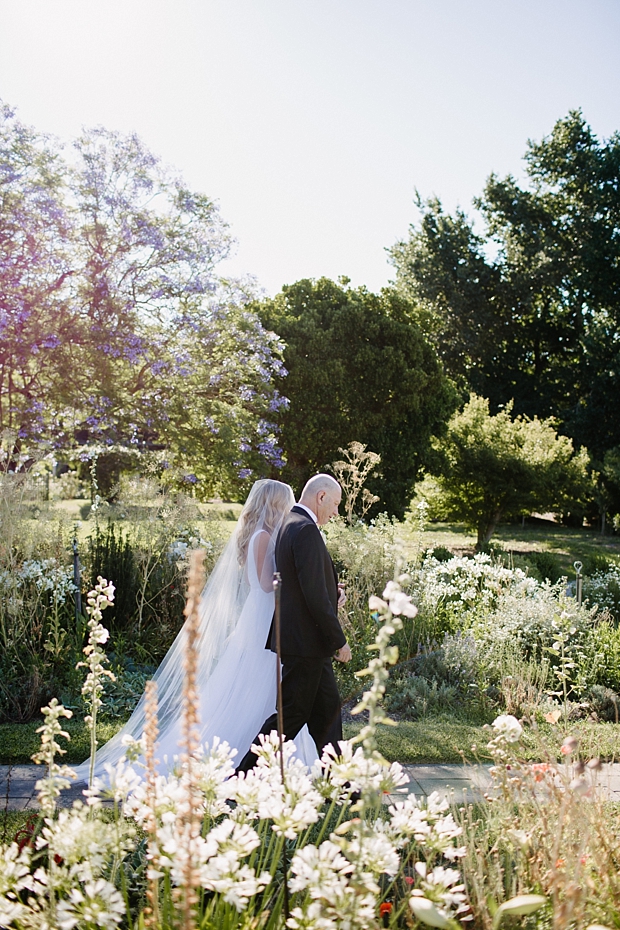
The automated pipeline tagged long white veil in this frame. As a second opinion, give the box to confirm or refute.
[73,478,295,781]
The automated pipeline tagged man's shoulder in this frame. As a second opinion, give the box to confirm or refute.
[279,508,320,544]
[283,506,315,528]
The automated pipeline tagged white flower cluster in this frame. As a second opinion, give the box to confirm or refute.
[418,552,538,616]
[168,535,212,563]
[388,791,466,859]
[314,740,409,802]
[584,565,620,618]
[125,737,273,912]
[227,732,323,838]
[0,800,133,930]
[0,558,76,604]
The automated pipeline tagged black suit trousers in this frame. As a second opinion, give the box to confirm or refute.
[236,654,342,772]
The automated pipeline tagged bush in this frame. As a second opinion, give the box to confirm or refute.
[583,565,620,621]
[522,550,563,584]
[386,674,459,719]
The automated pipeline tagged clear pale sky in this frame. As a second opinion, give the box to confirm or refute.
[1,1,619,295]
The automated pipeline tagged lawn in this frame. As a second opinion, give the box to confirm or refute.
[344,716,620,763]
[3,714,619,766]
[401,518,620,577]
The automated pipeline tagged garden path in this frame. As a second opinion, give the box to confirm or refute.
[3,763,620,811]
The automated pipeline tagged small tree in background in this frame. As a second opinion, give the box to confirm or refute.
[330,441,381,524]
[433,394,589,548]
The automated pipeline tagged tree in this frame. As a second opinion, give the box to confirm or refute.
[0,102,75,444]
[0,103,287,495]
[390,112,620,456]
[255,278,458,517]
[433,394,589,548]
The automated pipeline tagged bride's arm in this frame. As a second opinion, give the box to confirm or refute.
[253,530,274,592]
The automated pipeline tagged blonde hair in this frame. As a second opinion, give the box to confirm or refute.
[236,479,295,565]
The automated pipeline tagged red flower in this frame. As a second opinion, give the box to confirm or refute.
[379,902,393,916]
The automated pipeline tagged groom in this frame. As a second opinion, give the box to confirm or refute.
[237,473,351,771]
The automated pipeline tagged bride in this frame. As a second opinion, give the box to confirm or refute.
[74,479,318,781]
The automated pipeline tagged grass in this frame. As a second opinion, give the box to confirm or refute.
[0,718,127,765]
[3,713,616,767]
[403,519,620,577]
[344,715,620,764]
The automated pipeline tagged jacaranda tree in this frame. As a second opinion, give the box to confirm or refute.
[0,102,286,496]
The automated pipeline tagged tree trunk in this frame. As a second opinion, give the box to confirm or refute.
[476,511,502,550]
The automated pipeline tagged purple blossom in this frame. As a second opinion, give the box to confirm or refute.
[269,392,290,412]
[182,473,198,484]
[238,468,253,480]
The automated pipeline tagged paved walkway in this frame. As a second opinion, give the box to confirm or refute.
[3,763,620,811]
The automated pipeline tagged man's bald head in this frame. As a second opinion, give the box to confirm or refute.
[299,473,342,526]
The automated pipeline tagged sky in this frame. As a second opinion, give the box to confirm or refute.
[0,0,619,296]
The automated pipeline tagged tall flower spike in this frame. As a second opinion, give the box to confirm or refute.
[77,576,116,792]
[179,548,205,930]
[143,680,160,930]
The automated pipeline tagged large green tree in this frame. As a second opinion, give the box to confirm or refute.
[390,111,620,459]
[255,277,457,517]
[434,394,589,548]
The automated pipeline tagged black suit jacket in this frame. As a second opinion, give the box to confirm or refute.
[267,506,347,657]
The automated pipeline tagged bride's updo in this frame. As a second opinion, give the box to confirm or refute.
[236,479,295,565]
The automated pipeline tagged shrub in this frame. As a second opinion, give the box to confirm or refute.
[583,565,620,621]
[386,674,459,718]
[522,550,563,584]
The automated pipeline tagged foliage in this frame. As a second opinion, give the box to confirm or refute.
[386,675,459,719]
[431,394,589,547]
[456,720,620,929]
[255,276,458,516]
[390,111,620,478]
[0,466,227,722]
[0,101,286,496]
[583,564,620,622]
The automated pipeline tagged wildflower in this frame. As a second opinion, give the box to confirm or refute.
[56,878,125,930]
[382,580,418,617]
[531,763,552,782]
[316,740,409,801]
[561,735,578,755]
[491,714,523,742]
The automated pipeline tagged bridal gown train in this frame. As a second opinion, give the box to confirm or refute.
[155,530,319,770]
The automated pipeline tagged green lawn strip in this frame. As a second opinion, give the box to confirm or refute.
[0,718,127,765]
[3,714,619,767]
[343,716,620,764]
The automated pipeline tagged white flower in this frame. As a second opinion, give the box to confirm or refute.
[57,879,125,930]
[316,740,409,800]
[227,733,321,837]
[492,714,523,742]
[0,843,36,900]
[289,841,353,897]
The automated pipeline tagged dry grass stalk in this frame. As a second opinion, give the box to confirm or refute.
[143,679,160,930]
[330,441,381,524]
[178,547,205,930]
